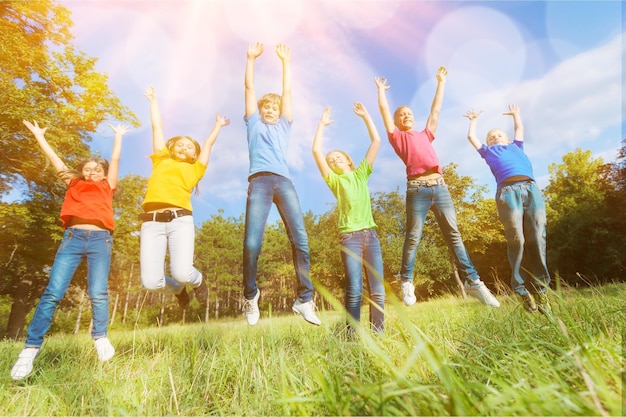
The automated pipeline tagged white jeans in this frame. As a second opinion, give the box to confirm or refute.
[140,215,202,295]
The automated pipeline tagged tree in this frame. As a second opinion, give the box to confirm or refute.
[543,148,621,283]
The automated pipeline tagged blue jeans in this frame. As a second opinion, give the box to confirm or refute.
[496,180,550,295]
[243,173,313,302]
[340,228,385,333]
[401,182,480,283]
[25,228,113,347]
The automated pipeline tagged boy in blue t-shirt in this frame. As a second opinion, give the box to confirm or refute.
[464,104,551,314]
[242,42,320,327]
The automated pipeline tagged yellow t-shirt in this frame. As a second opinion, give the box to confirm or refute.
[141,148,207,211]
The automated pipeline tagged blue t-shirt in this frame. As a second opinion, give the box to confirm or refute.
[244,111,292,179]
[477,140,535,188]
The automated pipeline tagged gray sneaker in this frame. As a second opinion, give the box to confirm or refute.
[520,293,538,313]
[464,280,500,307]
[242,290,260,326]
[292,299,321,326]
[11,347,39,381]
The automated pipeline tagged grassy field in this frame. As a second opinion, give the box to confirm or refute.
[1,282,623,416]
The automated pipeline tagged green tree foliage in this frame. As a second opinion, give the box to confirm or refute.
[543,148,624,283]
[0,0,138,195]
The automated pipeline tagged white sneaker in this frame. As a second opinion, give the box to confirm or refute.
[464,280,500,307]
[242,290,260,326]
[292,299,321,326]
[94,337,115,362]
[11,347,39,381]
[401,281,417,306]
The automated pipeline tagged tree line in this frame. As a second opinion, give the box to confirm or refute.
[1,1,624,338]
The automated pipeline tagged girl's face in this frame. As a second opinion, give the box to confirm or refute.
[486,129,510,146]
[172,138,198,162]
[82,161,106,181]
[394,106,414,131]
[326,151,352,174]
[259,102,280,125]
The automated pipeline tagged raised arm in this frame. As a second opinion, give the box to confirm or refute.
[463,109,483,150]
[106,124,131,189]
[245,42,263,118]
[353,102,381,167]
[22,120,70,182]
[144,86,166,152]
[312,107,334,179]
[503,104,524,141]
[374,77,395,134]
[425,66,448,134]
[276,44,292,122]
[197,113,231,166]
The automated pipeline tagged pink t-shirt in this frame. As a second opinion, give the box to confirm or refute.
[388,128,442,178]
[60,178,116,231]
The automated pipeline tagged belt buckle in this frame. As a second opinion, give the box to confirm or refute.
[157,210,175,222]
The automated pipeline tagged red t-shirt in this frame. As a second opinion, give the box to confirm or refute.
[388,128,442,178]
[59,178,116,232]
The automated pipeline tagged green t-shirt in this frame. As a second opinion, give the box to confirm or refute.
[325,159,377,234]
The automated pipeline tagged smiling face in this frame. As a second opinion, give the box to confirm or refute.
[394,106,415,131]
[486,128,511,146]
[168,137,200,162]
[326,150,354,174]
[257,93,282,125]
[81,160,106,181]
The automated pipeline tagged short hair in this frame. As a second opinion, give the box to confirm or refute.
[166,136,201,162]
[326,150,354,171]
[257,93,282,111]
[393,105,412,121]
[485,128,510,144]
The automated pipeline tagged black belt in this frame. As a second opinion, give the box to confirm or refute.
[138,209,192,222]
[248,171,277,182]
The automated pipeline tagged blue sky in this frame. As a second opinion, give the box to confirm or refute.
[62,0,623,225]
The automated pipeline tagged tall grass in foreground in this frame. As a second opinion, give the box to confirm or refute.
[0,283,623,416]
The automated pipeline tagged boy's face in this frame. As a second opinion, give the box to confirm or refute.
[394,106,414,131]
[486,129,510,146]
[82,161,106,182]
[326,151,352,174]
[260,102,281,125]
[171,138,198,162]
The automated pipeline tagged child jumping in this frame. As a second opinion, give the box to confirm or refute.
[312,103,385,334]
[139,86,229,309]
[464,104,551,313]
[375,70,499,308]
[11,120,130,381]
[242,42,320,326]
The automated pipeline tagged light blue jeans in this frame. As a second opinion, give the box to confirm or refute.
[25,228,113,348]
[140,215,202,295]
[340,228,385,333]
[496,180,550,295]
[401,182,480,284]
[243,173,313,302]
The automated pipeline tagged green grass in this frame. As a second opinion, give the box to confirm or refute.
[1,283,623,416]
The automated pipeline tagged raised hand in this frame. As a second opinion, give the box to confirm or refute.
[247,42,264,59]
[374,76,391,92]
[436,66,448,82]
[503,104,520,117]
[276,44,290,62]
[216,113,231,127]
[144,85,157,101]
[352,101,369,118]
[319,106,334,127]
[23,120,47,136]
[463,109,483,120]
[109,124,131,136]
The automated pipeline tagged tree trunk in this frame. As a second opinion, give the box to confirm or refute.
[74,290,85,334]
[110,292,119,325]
[4,273,45,340]
[158,293,165,327]
[122,264,134,324]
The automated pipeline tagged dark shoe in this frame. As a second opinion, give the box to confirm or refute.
[175,288,190,310]
[194,280,208,304]
[535,292,552,315]
[520,293,538,313]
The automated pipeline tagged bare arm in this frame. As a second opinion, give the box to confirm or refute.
[503,104,524,141]
[463,109,483,150]
[22,120,70,183]
[353,102,381,167]
[106,124,131,189]
[425,66,448,134]
[144,86,166,152]
[374,77,395,134]
[245,42,263,118]
[197,113,231,166]
[276,44,292,122]
[312,107,333,179]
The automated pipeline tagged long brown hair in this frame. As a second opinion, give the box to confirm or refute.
[59,157,109,181]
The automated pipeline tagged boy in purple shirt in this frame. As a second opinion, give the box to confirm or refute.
[465,105,551,314]
[375,68,499,308]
